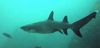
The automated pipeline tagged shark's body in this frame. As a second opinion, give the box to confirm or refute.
[20,11,97,37]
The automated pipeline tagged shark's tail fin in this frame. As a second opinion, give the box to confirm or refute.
[70,11,97,37]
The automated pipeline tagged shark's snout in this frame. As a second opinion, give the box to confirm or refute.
[20,26,23,29]
[20,26,28,31]
[20,25,34,32]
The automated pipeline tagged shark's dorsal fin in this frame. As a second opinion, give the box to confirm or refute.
[47,11,54,20]
[62,16,68,23]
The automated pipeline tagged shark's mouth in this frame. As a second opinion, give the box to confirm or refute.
[20,26,29,31]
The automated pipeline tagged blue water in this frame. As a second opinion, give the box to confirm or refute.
[0,0,99,48]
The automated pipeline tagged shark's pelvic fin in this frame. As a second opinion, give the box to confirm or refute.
[47,11,54,20]
[70,11,97,37]
[63,28,68,35]
[62,16,68,35]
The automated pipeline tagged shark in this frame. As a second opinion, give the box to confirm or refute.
[20,11,97,37]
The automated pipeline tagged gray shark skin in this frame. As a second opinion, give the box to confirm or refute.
[20,11,97,37]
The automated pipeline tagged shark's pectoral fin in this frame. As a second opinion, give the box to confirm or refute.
[52,28,63,34]
[47,11,54,21]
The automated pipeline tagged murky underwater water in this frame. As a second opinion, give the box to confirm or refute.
[0,0,100,48]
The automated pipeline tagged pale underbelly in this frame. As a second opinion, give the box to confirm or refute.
[30,30,53,34]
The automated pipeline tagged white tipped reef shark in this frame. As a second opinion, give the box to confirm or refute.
[20,11,97,37]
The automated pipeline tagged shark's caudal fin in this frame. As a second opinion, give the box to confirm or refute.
[62,16,69,35]
[70,11,97,37]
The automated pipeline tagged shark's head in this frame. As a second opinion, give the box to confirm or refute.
[20,25,34,32]
[20,11,54,33]
[20,23,43,33]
